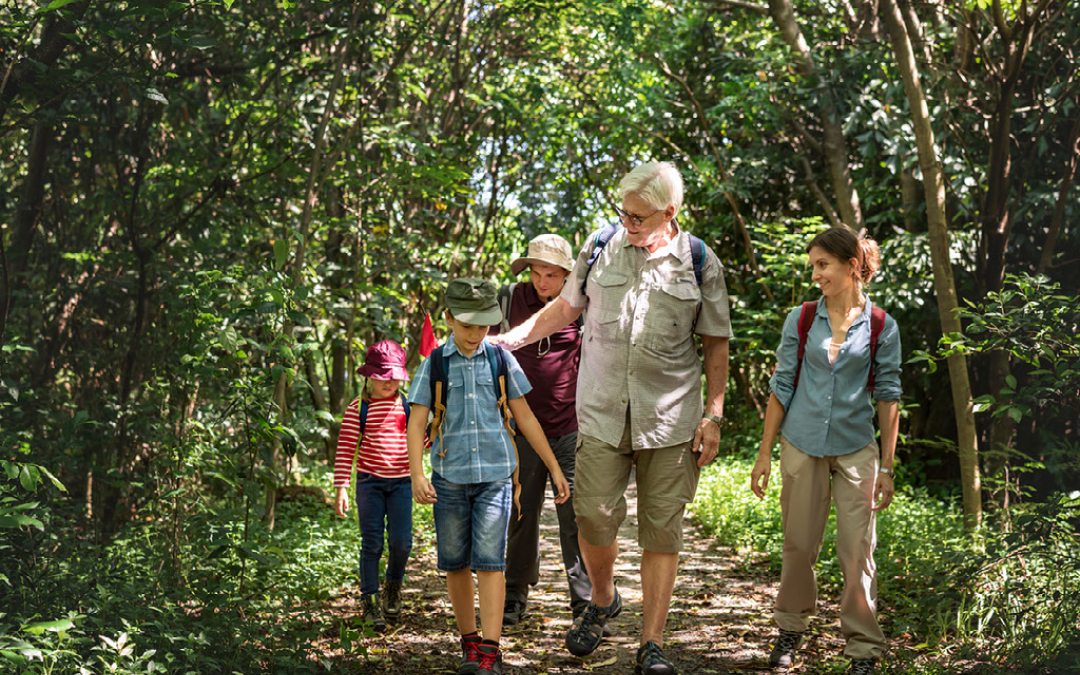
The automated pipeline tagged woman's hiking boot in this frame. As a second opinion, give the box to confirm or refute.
[360,593,386,633]
[565,587,622,657]
[458,635,481,674]
[768,629,803,667]
[635,640,676,675]
[382,579,403,622]
[476,643,502,675]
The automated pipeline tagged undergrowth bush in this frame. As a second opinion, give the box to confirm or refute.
[690,457,1080,672]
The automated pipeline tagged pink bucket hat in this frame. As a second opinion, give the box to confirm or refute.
[356,340,410,381]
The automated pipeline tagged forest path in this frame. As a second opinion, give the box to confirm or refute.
[320,477,849,674]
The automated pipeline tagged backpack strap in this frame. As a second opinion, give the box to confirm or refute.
[581,223,621,295]
[486,343,523,520]
[793,301,817,393]
[428,344,449,458]
[688,233,705,287]
[497,283,517,334]
[401,393,410,425]
[868,305,886,394]
[359,399,369,436]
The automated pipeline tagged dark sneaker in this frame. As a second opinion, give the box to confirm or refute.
[635,640,676,675]
[360,593,386,632]
[502,596,527,626]
[476,643,502,675]
[565,587,622,657]
[849,658,876,675]
[768,629,803,668]
[573,604,612,637]
[458,636,481,674]
[382,579,403,622]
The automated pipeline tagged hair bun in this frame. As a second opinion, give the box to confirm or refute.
[858,237,881,283]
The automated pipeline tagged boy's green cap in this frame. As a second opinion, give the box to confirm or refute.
[445,278,503,326]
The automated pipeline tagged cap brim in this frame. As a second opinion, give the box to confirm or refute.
[511,256,572,275]
[450,306,503,326]
[357,365,411,381]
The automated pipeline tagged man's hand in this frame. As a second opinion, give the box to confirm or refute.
[692,417,721,468]
[334,487,349,517]
[412,475,437,505]
[872,473,895,512]
[750,454,771,499]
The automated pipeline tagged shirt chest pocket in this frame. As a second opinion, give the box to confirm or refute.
[587,270,630,343]
[645,281,701,347]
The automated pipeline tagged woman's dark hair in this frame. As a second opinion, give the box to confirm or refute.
[806,227,881,284]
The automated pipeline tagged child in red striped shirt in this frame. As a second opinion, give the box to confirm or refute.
[333,340,414,632]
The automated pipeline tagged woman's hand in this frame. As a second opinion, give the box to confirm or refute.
[334,487,349,517]
[412,474,437,505]
[551,469,570,505]
[750,453,772,499]
[872,473,895,512]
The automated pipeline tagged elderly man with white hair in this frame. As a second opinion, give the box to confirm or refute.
[491,161,732,675]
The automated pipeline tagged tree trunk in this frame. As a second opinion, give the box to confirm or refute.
[882,0,982,529]
[1037,110,1080,274]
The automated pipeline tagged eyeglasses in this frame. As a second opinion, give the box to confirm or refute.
[614,205,660,227]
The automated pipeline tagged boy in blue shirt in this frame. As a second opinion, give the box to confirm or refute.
[408,278,570,675]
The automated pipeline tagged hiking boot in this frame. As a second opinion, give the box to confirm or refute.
[565,587,622,657]
[768,629,803,668]
[360,593,386,633]
[382,579,403,622]
[635,640,677,675]
[573,604,612,637]
[849,658,876,675]
[458,635,481,674]
[502,596,527,626]
[476,643,503,675]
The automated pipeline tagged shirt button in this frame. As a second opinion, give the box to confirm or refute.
[472,448,477,453]
[471,421,475,425]
[629,370,634,375]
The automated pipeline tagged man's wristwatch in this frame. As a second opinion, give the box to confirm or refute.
[878,468,894,477]
[702,412,723,427]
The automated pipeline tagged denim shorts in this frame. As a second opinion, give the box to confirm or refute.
[432,472,512,572]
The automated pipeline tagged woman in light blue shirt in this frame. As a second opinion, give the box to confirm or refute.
[750,228,901,675]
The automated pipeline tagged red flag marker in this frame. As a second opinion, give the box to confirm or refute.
[420,312,437,358]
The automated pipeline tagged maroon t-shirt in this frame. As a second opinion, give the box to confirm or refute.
[491,282,581,437]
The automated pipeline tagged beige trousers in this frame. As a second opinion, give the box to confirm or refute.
[774,436,886,660]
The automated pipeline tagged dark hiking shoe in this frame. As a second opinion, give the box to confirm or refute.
[360,593,386,633]
[458,635,481,674]
[565,587,622,657]
[849,659,876,675]
[635,640,677,675]
[573,604,612,637]
[768,629,803,668]
[502,596,527,626]
[476,643,503,675]
[382,579,403,622]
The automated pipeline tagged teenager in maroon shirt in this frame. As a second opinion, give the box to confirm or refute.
[492,234,593,626]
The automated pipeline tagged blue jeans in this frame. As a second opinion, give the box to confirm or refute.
[432,473,512,572]
[356,472,414,596]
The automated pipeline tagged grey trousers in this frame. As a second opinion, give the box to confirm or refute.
[504,431,593,614]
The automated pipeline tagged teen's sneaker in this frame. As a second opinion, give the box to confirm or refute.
[502,596,527,626]
[768,629,803,668]
[476,643,503,675]
[382,579,403,622]
[565,587,622,657]
[458,635,481,674]
[635,640,677,675]
[360,593,386,633]
[849,658,876,675]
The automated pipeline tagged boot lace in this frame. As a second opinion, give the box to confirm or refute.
[477,646,499,670]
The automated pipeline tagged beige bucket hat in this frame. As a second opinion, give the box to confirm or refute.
[510,234,574,275]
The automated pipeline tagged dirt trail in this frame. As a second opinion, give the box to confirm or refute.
[323,480,848,674]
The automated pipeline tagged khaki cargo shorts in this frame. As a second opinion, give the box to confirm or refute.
[573,420,700,553]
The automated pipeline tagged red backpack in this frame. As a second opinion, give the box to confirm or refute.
[793,301,887,394]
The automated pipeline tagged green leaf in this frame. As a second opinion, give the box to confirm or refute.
[145,88,168,104]
[187,35,218,50]
[22,619,75,635]
[37,466,67,492]
[41,0,81,12]
[1008,407,1022,423]
[1005,374,1017,389]
[274,240,289,269]
[0,515,44,530]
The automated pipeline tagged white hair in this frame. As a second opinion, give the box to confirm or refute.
[619,161,684,216]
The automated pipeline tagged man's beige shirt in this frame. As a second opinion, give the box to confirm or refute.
[560,224,733,450]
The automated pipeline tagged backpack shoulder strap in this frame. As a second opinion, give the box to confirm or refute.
[497,283,517,334]
[359,399,370,436]
[688,234,705,287]
[400,393,410,425]
[581,223,620,295]
[486,342,523,522]
[793,301,817,393]
[868,305,887,394]
[428,344,450,457]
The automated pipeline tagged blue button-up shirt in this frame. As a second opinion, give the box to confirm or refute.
[409,337,532,484]
[769,296,902,457]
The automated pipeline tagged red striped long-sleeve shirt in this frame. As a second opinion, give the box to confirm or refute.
[333,395,409,486]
